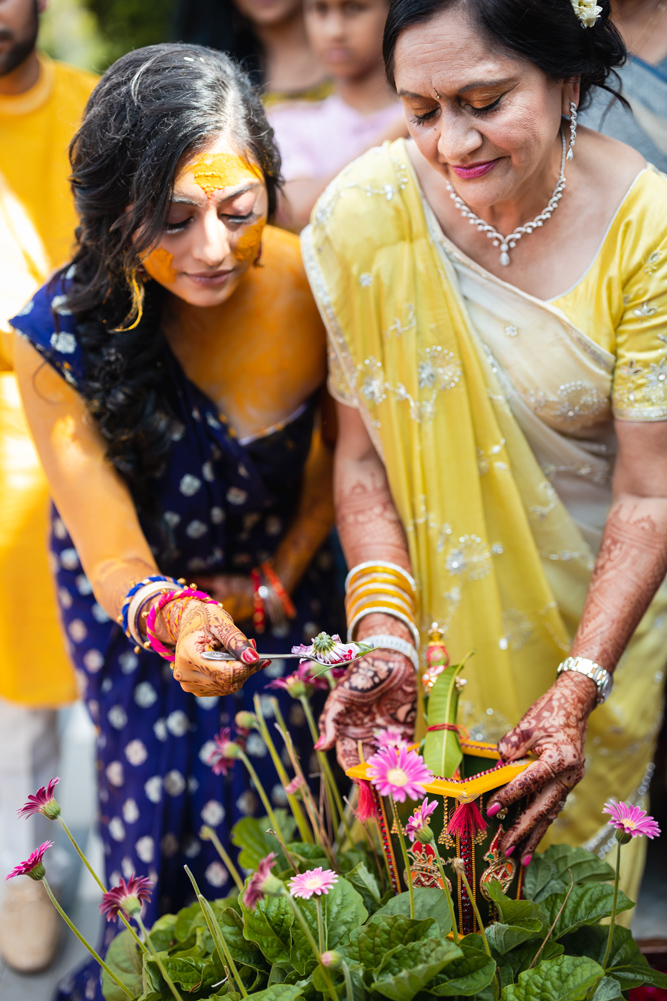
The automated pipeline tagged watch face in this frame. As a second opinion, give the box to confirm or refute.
[598,673,613,703]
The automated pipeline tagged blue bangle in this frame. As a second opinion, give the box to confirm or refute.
[119,575,179,636]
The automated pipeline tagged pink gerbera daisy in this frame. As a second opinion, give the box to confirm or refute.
[6,841,54,882]
[367,745,434,803]
[243,852,280,910]
[405,797,438,842]
[292,633,371,667]
[603,801,661,840]
[17,777,61,820]
[288,867,338,900]
[208,727,242,776]
[99,875,153,921]
[373,727,408,751]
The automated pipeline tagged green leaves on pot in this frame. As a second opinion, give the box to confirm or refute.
[373,886,452,934]
[502,955,605,1001]
[524,844,615,904]
[426,935,497,996]
[371,936,462,1001]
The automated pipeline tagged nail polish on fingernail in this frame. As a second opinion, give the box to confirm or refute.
[314,737,325,750]
[250,638,257,649]
[504,846,515,857]
[241,648,259,664]
[522,854,532,867]
[487,803,501,817]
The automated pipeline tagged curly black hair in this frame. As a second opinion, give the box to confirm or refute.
[63,42,281,516]
[384,0,627,111]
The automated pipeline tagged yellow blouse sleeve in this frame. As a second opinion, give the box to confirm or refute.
[612,235,667,421]
[327,340,357,407]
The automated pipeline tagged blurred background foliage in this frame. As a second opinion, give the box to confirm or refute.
[41,0,177,72]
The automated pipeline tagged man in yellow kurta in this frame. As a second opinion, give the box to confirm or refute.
[0,0,96,972]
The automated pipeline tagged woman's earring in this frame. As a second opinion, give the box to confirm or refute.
[567,101,577,160]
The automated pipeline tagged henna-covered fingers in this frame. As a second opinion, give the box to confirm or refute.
[316,650,417,771]
[497,774,576,860]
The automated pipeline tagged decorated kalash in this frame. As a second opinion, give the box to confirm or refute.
[347,625,531,935]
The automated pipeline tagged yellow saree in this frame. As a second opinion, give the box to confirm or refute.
[302,139,667,902]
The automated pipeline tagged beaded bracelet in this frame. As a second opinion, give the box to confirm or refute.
[145,587,220,662]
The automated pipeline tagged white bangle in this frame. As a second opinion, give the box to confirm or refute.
[348,606,420,649]
[345,561,416,594]
[127,582,181,647]
[361,633,419,672]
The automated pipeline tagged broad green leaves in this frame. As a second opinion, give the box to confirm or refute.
[347,916,439,969]
[371,936,462,1001]
[524,845,614,904]
[540,884,633,940]
[422,662,467,778]
[501,955,604,1001]
[102,929,143,1001]
[232,811,297,870]
[290,878,368,973]
[242,893,294,965]
[427,937,497,996]
[374,887,452,934]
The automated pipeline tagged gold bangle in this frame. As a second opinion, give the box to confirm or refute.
[346,593,416,623]
[347,570,417,594]
[347,606,420,648]
[345,561,416,594]
[345,581,416,611]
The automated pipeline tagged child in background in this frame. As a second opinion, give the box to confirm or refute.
[268,0,406,231]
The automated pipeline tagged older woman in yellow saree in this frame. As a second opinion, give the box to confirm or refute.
[303,0,667,904]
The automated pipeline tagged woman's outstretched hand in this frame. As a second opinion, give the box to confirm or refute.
[488,671,597,864]
[315,650,417,771]
[159,598,264,697]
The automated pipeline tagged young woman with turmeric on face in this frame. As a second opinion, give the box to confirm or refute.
[12,44,341,995]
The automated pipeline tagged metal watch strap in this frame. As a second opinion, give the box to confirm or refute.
[557,656,612,705]
[360,634,420,673]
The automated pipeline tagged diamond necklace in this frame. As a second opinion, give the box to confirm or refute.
[446,131,567,267]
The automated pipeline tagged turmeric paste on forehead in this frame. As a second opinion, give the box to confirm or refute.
[190,153,262,195]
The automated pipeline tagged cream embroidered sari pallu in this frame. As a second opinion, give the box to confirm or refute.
[303,141,667,902]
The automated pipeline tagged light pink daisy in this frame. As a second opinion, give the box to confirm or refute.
[284,775,305,796]
[373,726,408,750]
[17,777,61,820]
[99,875,153,921]
[405,797,438,842]
[243,852,279,909]
[366,745,435,803]
[292,632,371,667]
[288,867,338,900]
[208,727,242,776]
[6,841,54,881]
[602,801,661,840]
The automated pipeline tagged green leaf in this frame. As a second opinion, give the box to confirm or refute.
[345,862,383,913]
[290,877,368,974]
[248,984,305,1001]
[610,963,667,991]
[371,937,462,1001]
[540,884,633,940]
[525,847,614,903]
[232,811,297,870]
[242,893,294,965]
[422,662,467,778]
[501,955,604,1001]
[487,882,548,932]
[347,916,439,969]
[590,976,623,1001]
[159,955,209,989]
[146,913,177,953]
[217,906,268,969]
[562,924,640,968]
[174,899,208,942]
[101,929,144,1001]
[486,921,542,955]
[426,938,497,996]
[374,887,452,934]
[503,939,564,978]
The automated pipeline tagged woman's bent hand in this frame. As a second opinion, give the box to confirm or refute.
[489,671,597,863]
[162,598,262,697]
[316,650,417,770]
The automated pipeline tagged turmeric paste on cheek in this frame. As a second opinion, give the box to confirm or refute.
[233,218,266,264]
[143,246,177,286]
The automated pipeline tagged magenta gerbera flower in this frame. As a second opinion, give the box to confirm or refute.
[405,797,438,842]
[6,841,54,881]
[366,745,435,803]
[208,727,242,776]
[243,852,280,909]
[288,867,338,900]
[373,726,408,750]
[603,801,661,841]
[99,874,153,921]
[17,777,61,820]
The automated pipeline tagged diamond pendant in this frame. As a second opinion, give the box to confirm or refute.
[499,243,510,266]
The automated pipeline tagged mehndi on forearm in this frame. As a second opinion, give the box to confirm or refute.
[570,495,667,671]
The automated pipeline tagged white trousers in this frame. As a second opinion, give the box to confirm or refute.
[0,697,63,895]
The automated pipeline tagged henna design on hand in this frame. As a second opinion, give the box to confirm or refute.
[571,498,667,670]
[316,651,417,770]
[336,473,411,569]
[490,672,595,860]
[157,598,260,697]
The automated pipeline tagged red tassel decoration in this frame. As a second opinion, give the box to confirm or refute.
[355,779,378,822]
[447,797,487,841]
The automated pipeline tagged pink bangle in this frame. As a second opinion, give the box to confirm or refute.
[145,587,220,662]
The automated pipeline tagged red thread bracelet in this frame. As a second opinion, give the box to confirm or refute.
[250,568,266,634]
[261,561,296,619]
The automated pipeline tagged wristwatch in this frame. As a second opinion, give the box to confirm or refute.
[557,656,613,705]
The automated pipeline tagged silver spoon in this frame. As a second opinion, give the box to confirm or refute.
[201,649,372,667]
